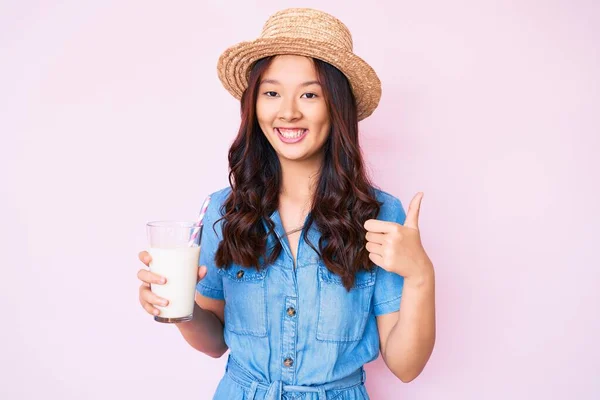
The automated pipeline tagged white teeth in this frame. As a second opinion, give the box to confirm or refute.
[277,128,306,138]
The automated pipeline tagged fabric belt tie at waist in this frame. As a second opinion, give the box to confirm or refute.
[226,357,365,400]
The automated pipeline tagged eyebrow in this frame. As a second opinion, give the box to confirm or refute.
[259,79,321,87]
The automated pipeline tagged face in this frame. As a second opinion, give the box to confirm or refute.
[256,55,331,164]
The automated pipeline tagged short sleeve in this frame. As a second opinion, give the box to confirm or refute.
[372,196,406,316]
[195,194,225,300]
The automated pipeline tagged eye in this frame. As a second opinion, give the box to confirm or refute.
[302,93,318,99]
[264,91,279,97]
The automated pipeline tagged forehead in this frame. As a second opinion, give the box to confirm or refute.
[261,55,318,83]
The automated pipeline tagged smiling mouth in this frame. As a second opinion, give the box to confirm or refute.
[275,128,308,143]
[276,128,307,139]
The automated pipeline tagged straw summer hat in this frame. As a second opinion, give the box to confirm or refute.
[216,8,382,121]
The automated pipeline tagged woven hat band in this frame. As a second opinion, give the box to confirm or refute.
[259,9,353,51]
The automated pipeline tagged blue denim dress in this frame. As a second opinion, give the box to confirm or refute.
[197,186,406,400]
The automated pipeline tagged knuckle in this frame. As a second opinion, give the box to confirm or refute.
[141,288,153,302]
[149,293,159,304]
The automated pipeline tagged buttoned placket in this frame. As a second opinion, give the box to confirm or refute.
[266,209,312,384]
[282,295,298,382]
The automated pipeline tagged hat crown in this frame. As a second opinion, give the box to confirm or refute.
[259,8,353,51]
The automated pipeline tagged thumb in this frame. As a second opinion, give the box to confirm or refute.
[198,265,208,281]
[404,192,424,229]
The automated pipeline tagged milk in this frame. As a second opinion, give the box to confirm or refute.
[148,246,200,322]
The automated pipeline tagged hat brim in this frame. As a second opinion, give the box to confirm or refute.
[217,37,381,121]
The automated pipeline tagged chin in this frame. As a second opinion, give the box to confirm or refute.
[280,150,322,163]
[279,153,308,162]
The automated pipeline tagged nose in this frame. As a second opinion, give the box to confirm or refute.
[277,96,302,122]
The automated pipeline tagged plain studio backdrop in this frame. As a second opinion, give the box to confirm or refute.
[1,1,598,399]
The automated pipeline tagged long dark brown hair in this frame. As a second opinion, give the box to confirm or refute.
[214,56,382,291]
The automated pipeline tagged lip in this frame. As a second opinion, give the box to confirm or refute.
[275,128,308,144]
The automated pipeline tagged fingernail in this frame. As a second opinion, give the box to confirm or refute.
[153,309,159,315]
[160,278,166,284]
[161,300,169,306]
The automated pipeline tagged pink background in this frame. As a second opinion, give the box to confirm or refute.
[1,1,599,399]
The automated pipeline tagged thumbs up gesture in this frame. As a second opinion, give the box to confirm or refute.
[364,192,433,281]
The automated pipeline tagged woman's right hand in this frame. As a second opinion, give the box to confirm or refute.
[137,251,169,316]
[137,251,209,317]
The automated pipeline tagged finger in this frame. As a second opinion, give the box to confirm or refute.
[365,232,386,245]
[139,286,162,316]
[138,251,152,267]
[140,286,170,307]
[141,300,161,316]
[364,219,398,234]
[368,252,386,269]
[137,269,166,285]
[405,192,424,229]
[198,265,207,281]
[365,241,383,256]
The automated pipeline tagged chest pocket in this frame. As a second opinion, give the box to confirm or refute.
[218,266,268,337]
[316,262,376,342]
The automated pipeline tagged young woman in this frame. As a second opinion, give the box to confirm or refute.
[137,8,435,399]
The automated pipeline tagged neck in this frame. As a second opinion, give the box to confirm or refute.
[278,155,322,205]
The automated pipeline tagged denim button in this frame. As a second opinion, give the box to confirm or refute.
[286,307,296,317]
[236,270,244,279]
[283,357,294,367]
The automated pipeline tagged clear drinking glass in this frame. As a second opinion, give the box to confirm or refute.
[146,221,202,323]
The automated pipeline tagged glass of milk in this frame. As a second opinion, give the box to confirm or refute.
[146,221,202,323]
